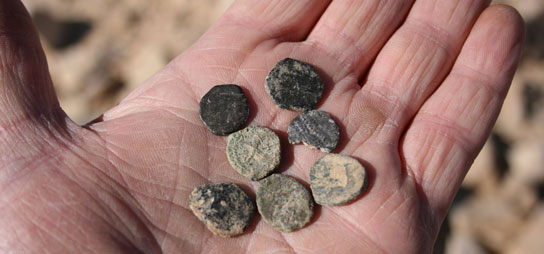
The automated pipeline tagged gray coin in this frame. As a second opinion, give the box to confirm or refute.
[310,154,367,206]
[199,84,249,135]
[189,183,255,237]
[227,126,281,181]
[256,174,314,232]
[288,110,339,153]
[265,58,324,111]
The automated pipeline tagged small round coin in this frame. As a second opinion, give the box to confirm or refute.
[227,126,281,181]
[256,174,314,232]
[265,58,324,111]
[288,110,339,153]
[189,183,255,237]
[199,84,249,135]
[310,154,367,206]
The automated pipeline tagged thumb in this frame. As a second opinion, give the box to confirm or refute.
[0,0,65,132]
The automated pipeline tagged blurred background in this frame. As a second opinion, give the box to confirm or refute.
[20,0,543,253]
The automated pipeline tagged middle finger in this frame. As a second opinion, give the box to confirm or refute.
[304,0,414,84]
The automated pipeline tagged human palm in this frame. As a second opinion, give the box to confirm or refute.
[0,0,523,253]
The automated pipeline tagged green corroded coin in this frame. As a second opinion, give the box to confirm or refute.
[310,154,367,206]
[226,126,281,181]
[256,174,314,232]
[189,183,255,237]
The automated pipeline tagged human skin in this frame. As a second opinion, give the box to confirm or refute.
[0,0,524,253]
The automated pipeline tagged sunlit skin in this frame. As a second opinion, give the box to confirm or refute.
[0,0,524,253]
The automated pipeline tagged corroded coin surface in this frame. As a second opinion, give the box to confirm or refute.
[256,174,314,232]
[310,154,367,206]
[227,126,281,181]
[265,58,324,111]
[189,183,255,237]
[288,110,339,153]
[199,84,249,135]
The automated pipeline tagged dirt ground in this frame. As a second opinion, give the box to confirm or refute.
[20,0,544,253]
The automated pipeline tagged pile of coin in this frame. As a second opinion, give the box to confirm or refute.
[190,58,368,237]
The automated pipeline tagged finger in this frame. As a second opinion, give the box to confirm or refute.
[190,0,332,53]
[175,0,331,88]
[114,0,332,120]
[347,0,491,147]
[0,0,63,130]
[181,0,332,85]
[229,0,333,40]
[305,0,414,83]
[401,5,524,218]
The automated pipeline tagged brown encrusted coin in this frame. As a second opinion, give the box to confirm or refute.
[288,110,339,153]
[310,154,367,206]
[189,183,255,237]
[226,126,281,181]
[265,58,324,111]
[256,174,314,232]
[199,84,249,135]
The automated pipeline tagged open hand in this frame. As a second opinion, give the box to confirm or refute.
[0,0,524,253]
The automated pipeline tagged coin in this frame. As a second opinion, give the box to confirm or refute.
[199,84,249,135]
[288,110,339,153]
[226,126,281,181]
[256,174,314,232]
[189,183,255,237]
[310,154,367,206]
[265,58,324,111]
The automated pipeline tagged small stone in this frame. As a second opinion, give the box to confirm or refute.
[226,126,281,181]
[265,58,324,111]
[256,174,314,232]
[199,84,249,135]
[310,154,367,206]
[288,110,339,153]
[189,183,254,237]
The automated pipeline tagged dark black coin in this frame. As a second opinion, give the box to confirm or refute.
[189,183,255,237]
[288,110,339,153]
[199,84,249,135]
[256,174,314,232]
[265,58,324,111]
